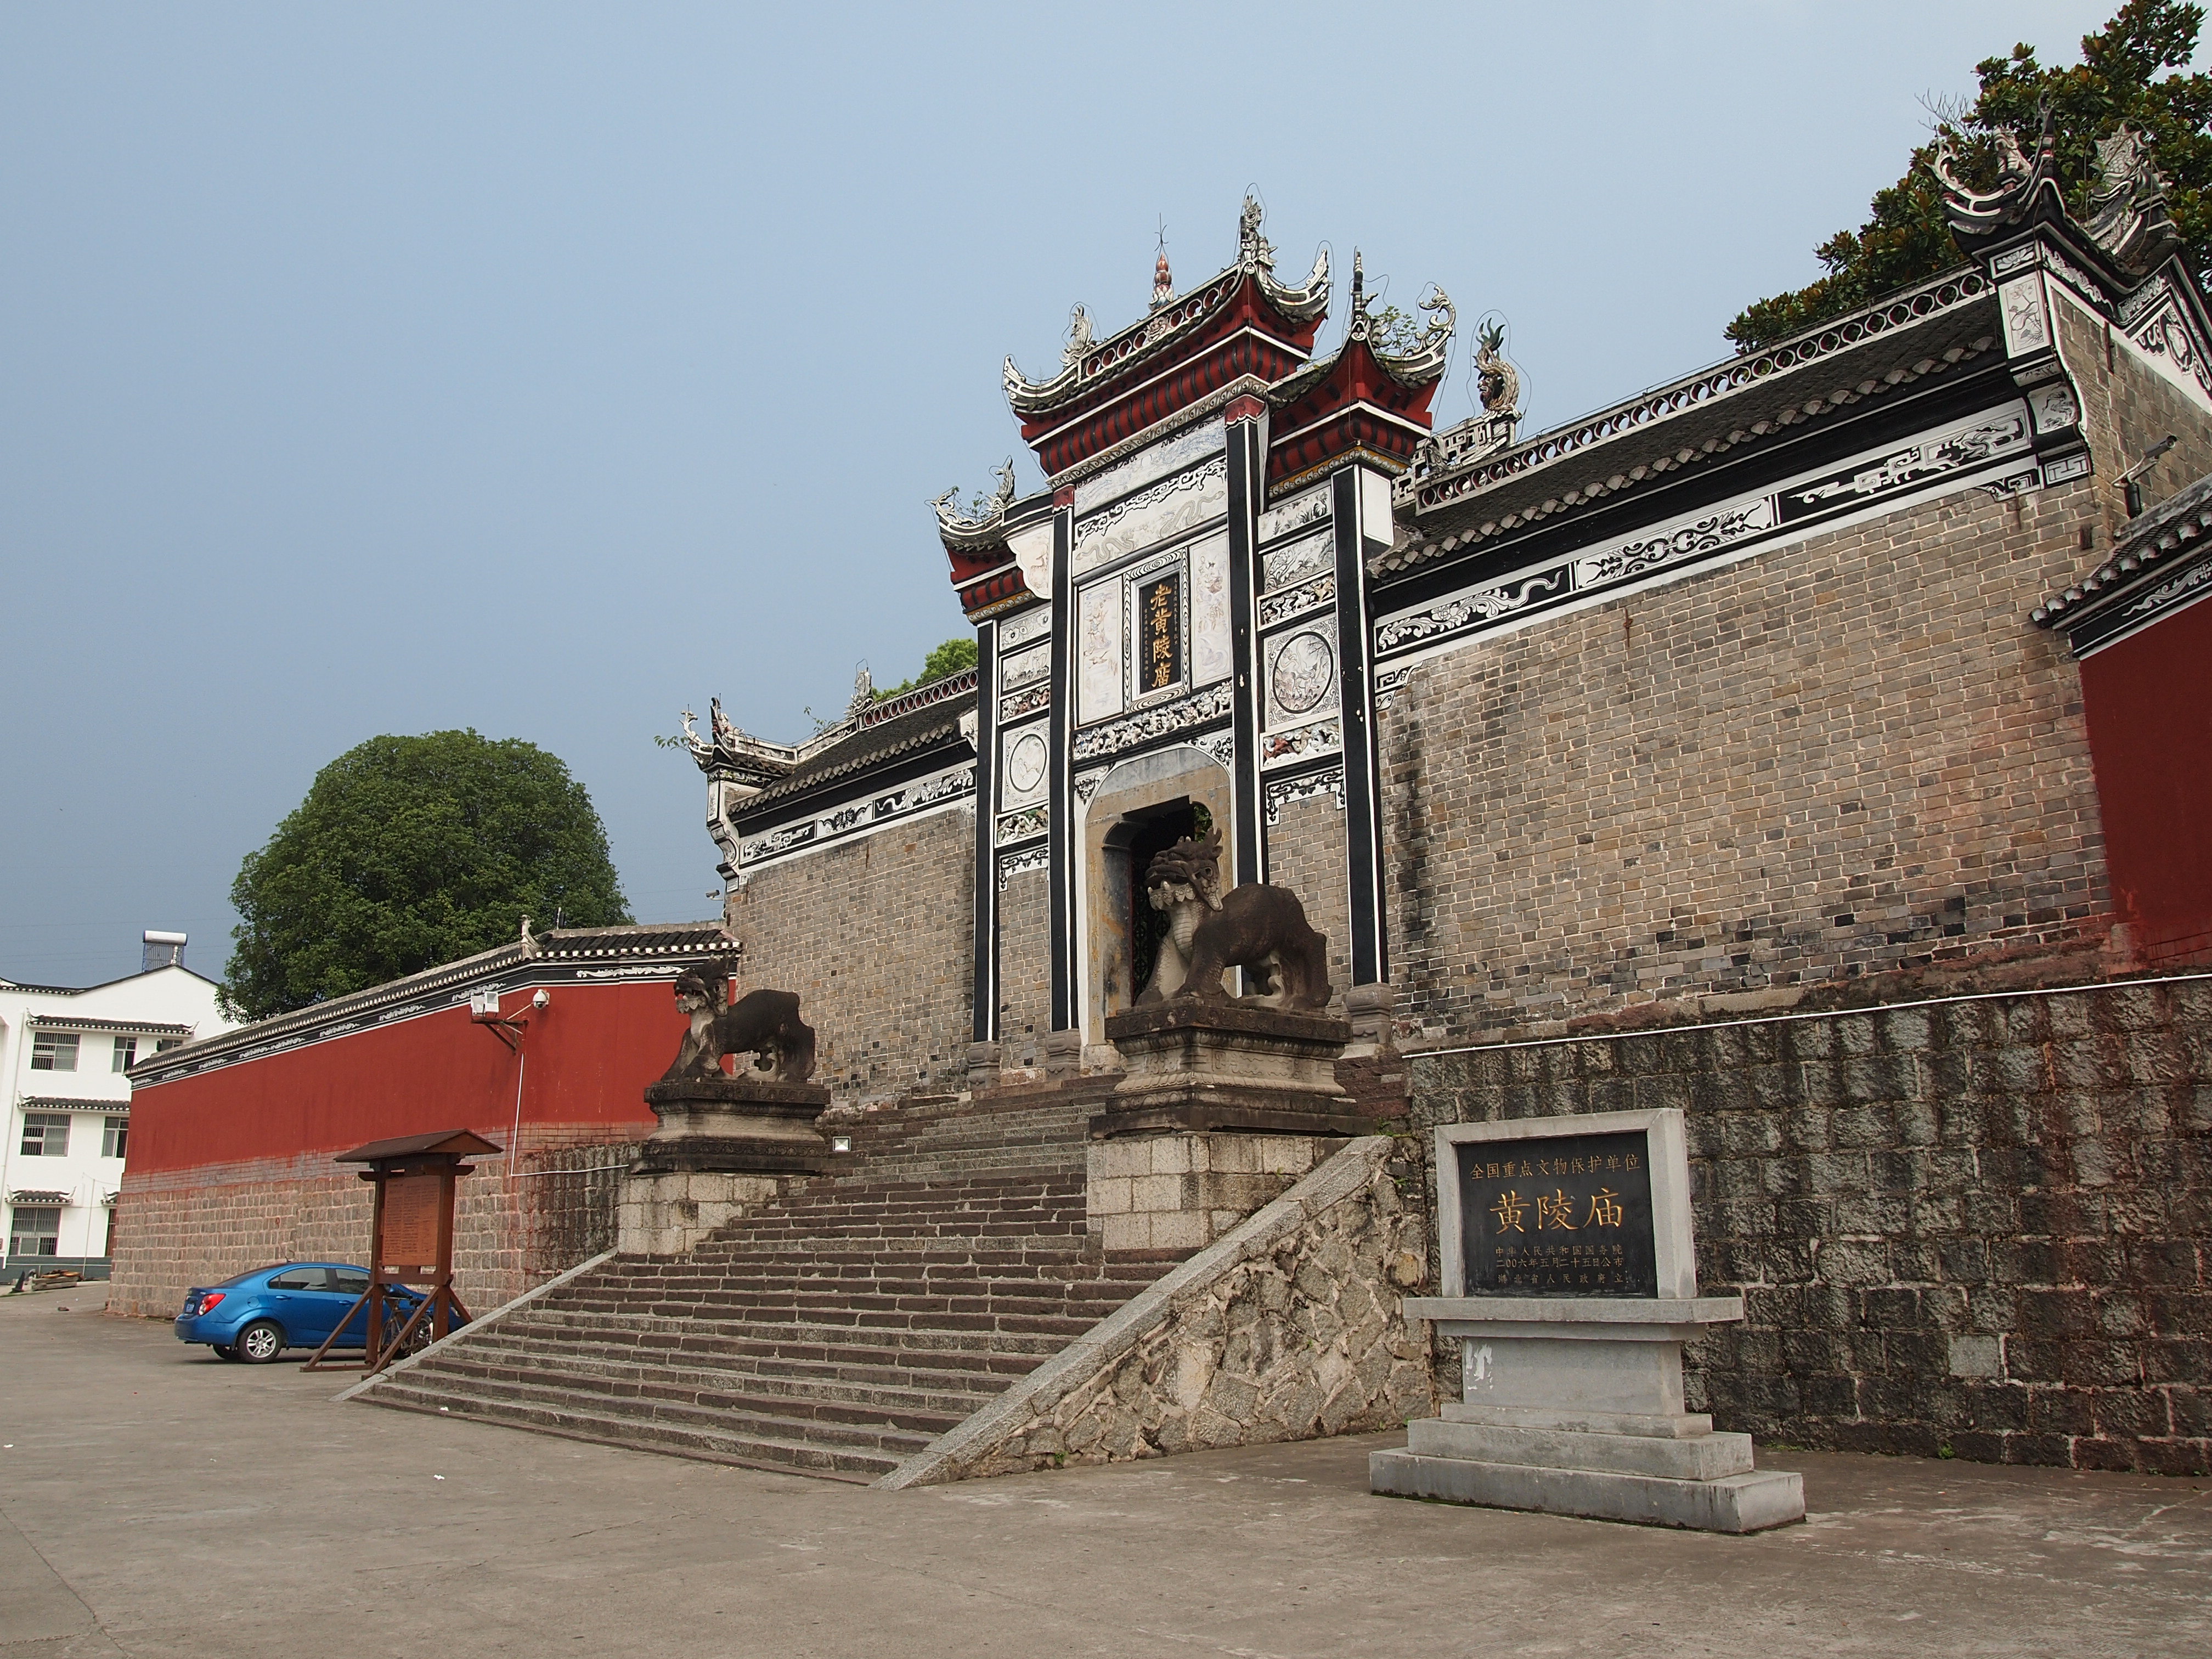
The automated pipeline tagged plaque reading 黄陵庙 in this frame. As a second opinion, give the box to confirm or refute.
[1455,1129,1658,1297]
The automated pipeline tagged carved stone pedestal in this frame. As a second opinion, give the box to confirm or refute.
[617,1076,833,1257]
[1094,1000,1372,1138]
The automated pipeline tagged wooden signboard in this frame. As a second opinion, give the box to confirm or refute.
[302,1129,500,1373]
[380,1172,444,1276]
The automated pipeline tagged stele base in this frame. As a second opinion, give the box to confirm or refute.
[1370,1297,1805,1534]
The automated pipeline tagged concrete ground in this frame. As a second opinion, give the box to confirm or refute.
[2,1290,2205,1658]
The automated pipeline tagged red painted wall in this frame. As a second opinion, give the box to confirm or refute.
[2081,594,2212,963]
[129,979,675,1174]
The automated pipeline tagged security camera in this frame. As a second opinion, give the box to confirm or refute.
[532,990,551,1010]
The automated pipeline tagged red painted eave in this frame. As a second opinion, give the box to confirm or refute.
[941,537,1009,586]
[1014,272,1324,446]
[1271,336,1441,438]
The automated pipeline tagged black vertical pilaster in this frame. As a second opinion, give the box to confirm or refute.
[1333,469,1389,984]
[970,616,999,1042]
[1226,412,1266,886]
[1047,501,1076,1030]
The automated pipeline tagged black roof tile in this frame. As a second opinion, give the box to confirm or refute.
[1384,279,2002,577]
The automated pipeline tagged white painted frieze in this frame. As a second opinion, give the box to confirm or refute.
[1072,456,1226,575]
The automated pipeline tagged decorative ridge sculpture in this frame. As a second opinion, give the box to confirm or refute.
[2083,123,2183,276]
[1000,196,1329,410]
[681,698,793,785]
[1933,108,2058,244]
[1936,103,2183,278]
[1343,250,1454,387]
[930,459,1019,549]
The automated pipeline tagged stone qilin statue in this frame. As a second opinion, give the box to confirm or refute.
[1136,828,1331,1013]
[661,965,817,1085]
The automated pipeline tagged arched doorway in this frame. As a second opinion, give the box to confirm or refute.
[1078,745,1235,1041]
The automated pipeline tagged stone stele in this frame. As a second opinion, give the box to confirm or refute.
[1370,1107,1804,1533]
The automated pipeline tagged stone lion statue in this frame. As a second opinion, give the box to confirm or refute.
[1135,828,1331,1013]
[661,966,817,1085]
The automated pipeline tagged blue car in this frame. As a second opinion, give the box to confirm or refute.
[173,1263,461,1364]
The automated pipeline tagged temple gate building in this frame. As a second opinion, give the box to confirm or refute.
[708,177,2212,1088]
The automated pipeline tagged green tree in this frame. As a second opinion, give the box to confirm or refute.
[877,636,978,699]
[222,730,631,1020]
[1727,1,2212,351]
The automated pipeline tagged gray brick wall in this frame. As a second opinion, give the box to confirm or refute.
[2060,287,2212,535]
[729,806,974,1098]
[1265,787,1352,1005]
[1379,473,2112,1042]
[996,865,1049,1070]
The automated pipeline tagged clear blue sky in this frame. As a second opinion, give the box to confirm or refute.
[0,1,2131,986]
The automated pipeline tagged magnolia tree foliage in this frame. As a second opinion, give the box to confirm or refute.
[1729,0,2212,350]
[222,730,631,1020]
[877,636,978,699]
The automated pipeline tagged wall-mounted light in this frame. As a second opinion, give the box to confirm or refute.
[830,1135,853,1154]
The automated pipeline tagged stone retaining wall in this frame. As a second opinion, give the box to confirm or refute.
[880,1136,1435,1487]
[1408,974,2212,1475]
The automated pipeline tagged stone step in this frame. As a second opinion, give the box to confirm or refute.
[489,1314,1066,1374]
[380,1365,943,1457]
[355,1103,1163,1480]
[436,1333,1012,1415]
[407,1350,977,1435]
[367,1379,906,1482]
[552,1285,1152,1319]
[542,1300,1101,1340]
[498,1307,1075,1359]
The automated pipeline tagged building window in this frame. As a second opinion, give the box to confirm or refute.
[9,1209,60,1258]
[30,1032,78,1071]
[20,1113,69,1158]
[154,1039,180,1053]
[103,1117,128,1159]
[111,1035,138,1072]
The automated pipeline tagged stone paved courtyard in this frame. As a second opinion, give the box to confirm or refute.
[2,1292,2205,1658]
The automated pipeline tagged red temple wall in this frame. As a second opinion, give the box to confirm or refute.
[110,978,676,1317]
[2080,595,2212,964]
[128,979,671,1173]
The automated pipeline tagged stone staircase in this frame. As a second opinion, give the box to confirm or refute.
[359,1087,1180,1482]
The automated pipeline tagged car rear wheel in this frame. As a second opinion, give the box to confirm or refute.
[234,1321,285,1364]
[212,1344,239,1361]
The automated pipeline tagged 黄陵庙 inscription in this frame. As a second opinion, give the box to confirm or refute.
[1455,1129,1657,1297]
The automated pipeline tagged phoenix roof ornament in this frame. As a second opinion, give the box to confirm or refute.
[930,459,1018,548]
[2084,123,2182,275]
[1475,319,1520,417]
[1238,193,1274,273]
[680,698,793,787]
[1062,304,1094,368]
[1932,104,2060,247]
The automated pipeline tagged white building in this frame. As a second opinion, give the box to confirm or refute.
[2,932,233,1278]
